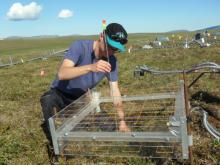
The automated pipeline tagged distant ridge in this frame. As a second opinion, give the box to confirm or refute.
[167,30,189,33]
[4,35,60,40]
[4,36,23,40]
[200,25,220,31]
[3,34,83,40]
[167,25,220,33]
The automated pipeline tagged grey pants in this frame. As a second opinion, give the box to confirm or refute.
[40,88,74,126]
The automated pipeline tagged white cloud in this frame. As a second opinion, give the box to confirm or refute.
[6,2,42,21]
[58,9,73,19]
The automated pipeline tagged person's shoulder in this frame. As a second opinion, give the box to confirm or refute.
[81,40,93,46]
[70,40,92,47]
[70,40,83,46]
[73,40,93,44]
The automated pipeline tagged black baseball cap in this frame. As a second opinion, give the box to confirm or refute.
[104,23,128,52]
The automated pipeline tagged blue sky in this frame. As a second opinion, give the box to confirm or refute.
[0,0,219,38]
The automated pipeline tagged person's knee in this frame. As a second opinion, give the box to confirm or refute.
[40,92,57,121]
[40,90,65,122]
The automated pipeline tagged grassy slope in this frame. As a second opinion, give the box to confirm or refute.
[0,34,220,164]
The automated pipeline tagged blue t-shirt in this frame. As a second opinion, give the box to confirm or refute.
[51,40,118,99]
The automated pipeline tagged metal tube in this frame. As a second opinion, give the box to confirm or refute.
[202,111,220,139]
[183,72,193,165]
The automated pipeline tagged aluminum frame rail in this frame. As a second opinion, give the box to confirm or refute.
[49,81,191,160]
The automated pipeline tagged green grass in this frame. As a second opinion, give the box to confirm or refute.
[0,33,220,164]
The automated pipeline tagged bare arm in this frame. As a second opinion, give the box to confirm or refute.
[57,59,111,80]
[110,81,130,132]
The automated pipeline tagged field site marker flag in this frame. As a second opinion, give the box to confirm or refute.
[102,20,107,30]
[128,45,133,53]
[40,69,45,76]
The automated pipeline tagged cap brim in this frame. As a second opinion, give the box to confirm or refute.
[106,35,125,52]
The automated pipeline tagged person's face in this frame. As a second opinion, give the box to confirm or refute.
[101,37,119,57]
[98,33,119,57]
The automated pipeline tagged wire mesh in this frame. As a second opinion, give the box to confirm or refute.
[51,93,92,130]
[49,74,189,160]
[61,141,182,159]
[70,98,175,132]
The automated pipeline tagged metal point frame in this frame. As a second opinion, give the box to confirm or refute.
[49,80,190,161]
